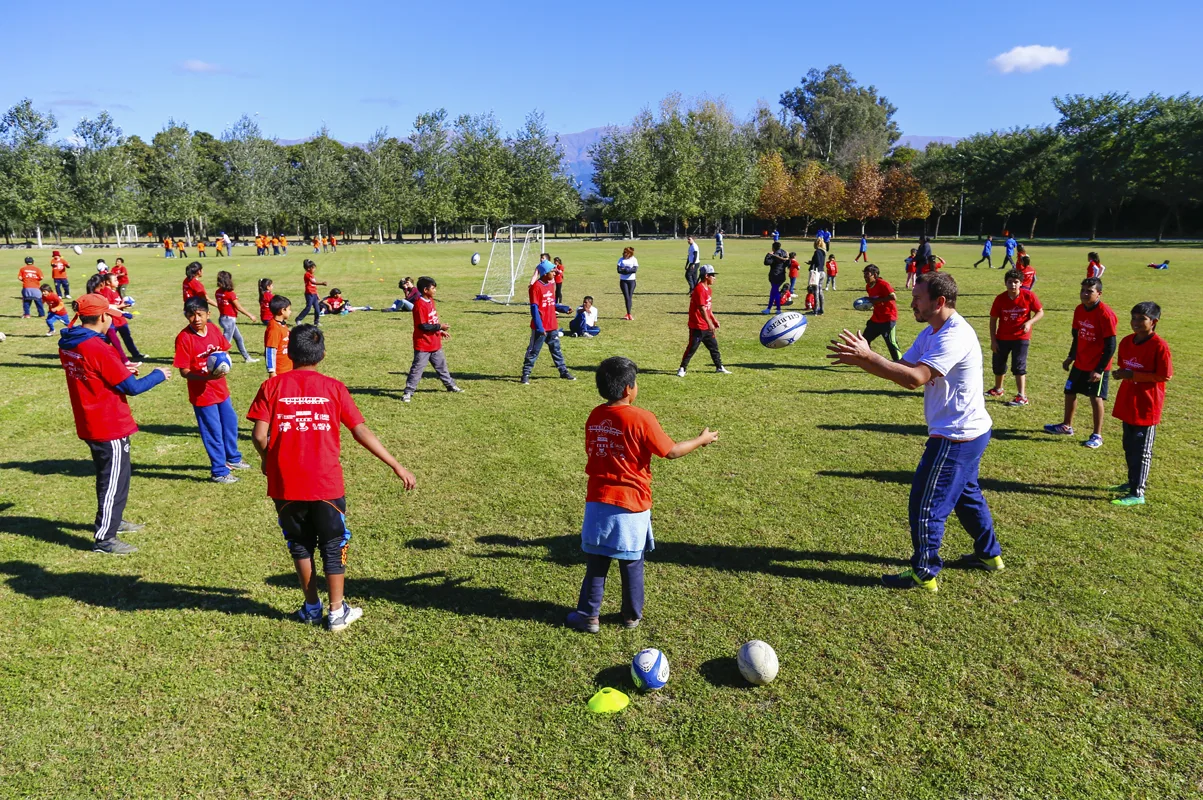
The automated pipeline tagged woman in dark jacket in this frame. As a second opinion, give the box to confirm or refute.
[763,244,789,314]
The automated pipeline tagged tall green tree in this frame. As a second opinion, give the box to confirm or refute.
[222,115,283,236]
[454,113,512,231]
[68,111,138,243]
[691,99,758,230]
[510,111,579,227]
[1054,92,1141,239]
[144,121,206,242]
[590,113,657,237]
[0,98,67,246]
[914,143,963,238]
[779,65,900,173]
[348,128,412,242]
[1133,93,1203,241]
[410,109,457,242]
[843,157,883,235]
[290,126,347,237]
[650,94,701,237]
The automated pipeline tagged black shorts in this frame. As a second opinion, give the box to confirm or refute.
[275,497,351,574]
[992,339,1030,376]
[1065,366,1110,400]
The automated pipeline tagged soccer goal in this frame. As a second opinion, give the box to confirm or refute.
[468,224,489,242]
[476,224,544,304]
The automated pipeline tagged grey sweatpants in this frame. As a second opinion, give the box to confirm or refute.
[405,349,457,393]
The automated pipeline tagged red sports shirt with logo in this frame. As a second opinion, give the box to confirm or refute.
[246,369,366,500]
[98,286,128,327]
[866,278,898,323]
[1112,334,1172,426]
[412,296,443,352]
[990,290,1043,341]
[182,277,206,303]
[173,324,231,406]
[215,288,237,318]
[59,333,138,441]
[259,291,274,321]
[687,283,713,330]
[584,404,675,513]
[19,266,43,289]
[1072,301,1119,371]
[304,272,318,295]
[112,264,129,285]
[529,279,558,332]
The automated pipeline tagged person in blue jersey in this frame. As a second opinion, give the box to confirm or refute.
[855,234,868,262]
[974,235,993,269]
[713,228,724,260]
[1001,233,1018,270]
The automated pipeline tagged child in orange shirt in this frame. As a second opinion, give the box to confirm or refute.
[164,237,174,258]
[197,240,207,257]
[176,239,187,258]
[41,284,70,334]
[50,250,71,297]
[312,236,321,253]
[565,356,719,633]
[279,235,288,255]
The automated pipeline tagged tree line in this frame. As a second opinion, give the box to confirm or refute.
[2,65,1201,245]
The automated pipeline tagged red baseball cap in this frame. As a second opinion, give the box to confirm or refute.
[75,294,111,316]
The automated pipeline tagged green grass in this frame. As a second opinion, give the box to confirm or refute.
[1,237,1201,798]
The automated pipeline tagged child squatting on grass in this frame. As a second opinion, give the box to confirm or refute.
[565,356,719,633]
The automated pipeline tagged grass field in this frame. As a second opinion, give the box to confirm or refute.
[1,236,1201,798]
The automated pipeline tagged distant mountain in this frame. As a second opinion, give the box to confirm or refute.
[896,135,959,151]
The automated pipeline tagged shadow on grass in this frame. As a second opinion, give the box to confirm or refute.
[0,459,207,482]
[265,570,565,625]
[817,469,1100,500]
[728,362,839,372]
[406,537,450,550]
[0,361,63,370]
[0,502,93,550]
[474,533,894,587]
[699,657,754,690]
[816,423,1052,442]
[0,561,284,619]
[799,388,915,399]
[594,664,633,689]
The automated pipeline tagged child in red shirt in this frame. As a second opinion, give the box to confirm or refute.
[258,278,275,325]
[1110,302,1173,506]
[215,270,258,363]
[825,253,838,290]
[565,356,719,633]
[295,259,325,325]
[41,284,70,335]
[173,296,249,483]
[987,269,1044,406]
[402,276,461,402]
[553,256,565,304]
[1017,255,1036,290]
[248,323,415,631]
[183,261,206,304]
[678,265,730,377]
[58,293,172,553]
[51,250,71,297]
[19,257,44,317]
[1044,277,1118,448]
[787,251,800,295]
[111,258,129,297]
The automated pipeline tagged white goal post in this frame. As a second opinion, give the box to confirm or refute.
[468,224,489,241]
[475,224,545,304]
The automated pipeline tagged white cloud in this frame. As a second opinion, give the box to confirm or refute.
[990,45,1070,74]
[179,59,225,74]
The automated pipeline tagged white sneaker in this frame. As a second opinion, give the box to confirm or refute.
[581,332,593,338]
[244,357,260,364]
[716,367,732,374]
[677,367,686,378]
[327,603,363,632]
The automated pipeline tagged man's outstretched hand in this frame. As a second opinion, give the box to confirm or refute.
[827,329,872,366]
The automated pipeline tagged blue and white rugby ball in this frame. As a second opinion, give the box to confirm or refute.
[853,296,873,312]
[471,252,481,266]
[759,312,807,349]
[123,296,136,307]
[206,351,232,376]
[630,648,669,692]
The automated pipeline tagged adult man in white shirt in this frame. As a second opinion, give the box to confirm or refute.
[685,236,700,294]
[827,272,1004,592]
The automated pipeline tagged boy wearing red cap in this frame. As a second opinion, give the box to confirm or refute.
[58,294,172,554]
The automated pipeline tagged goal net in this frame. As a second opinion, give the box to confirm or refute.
[476,224,544,303]
[469,224,489,241]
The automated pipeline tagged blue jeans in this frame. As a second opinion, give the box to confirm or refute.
[22,289,43,316]
[767,282,782,311]
[296,293,321,324]
[54,278,70,296]
[47,313,69,332]
[521,330,568,378]
[219,315,251,360]
[569,313,599,336]
[193,397,243,477]
[577,553,644,620]
[909,432,999,579]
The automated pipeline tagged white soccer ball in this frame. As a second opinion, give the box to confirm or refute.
[471,252,481,266]
[737,640,779,686]
[853,296,873,312]
[72,245,83,256]
[759,312,807,349]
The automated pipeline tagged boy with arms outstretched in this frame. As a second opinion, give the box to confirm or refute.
[566,356,719,633]
[1110,302,1173,506]
[248,324,416,631]
[1045,278,1117,448]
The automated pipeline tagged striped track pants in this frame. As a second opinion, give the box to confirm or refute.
[909,432,1000,580]
[88,437,131,542]
[1122,423,1156,497]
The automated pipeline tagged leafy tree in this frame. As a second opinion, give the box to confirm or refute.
[1054,92,1141,238]
[410,109,457,242]
[650,94,701,236]
[879,167,931,238]
[750,101,809,167]
[144,121,206,242]
[913,143,963,238]
[843,157,883,234]
[68,112,138,243]
[453,113,511,231]
[779,65,900,172]
[880,145,921,172]
[1133,93,1203,241]
[590,113,657,236]
[0,98,67,245]
[691,99,758,230]
[222,115,283,237]
[793,161,825,237]
[288,126,347,238]
[756,152,796,224]
[811,169,847,236]
[511,111,579,227]
[348,128,412,242]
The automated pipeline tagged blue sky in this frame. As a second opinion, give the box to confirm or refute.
[5,0,1200,144]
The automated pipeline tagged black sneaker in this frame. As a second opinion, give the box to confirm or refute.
[519,376,531,385]
[447,386,464,393]
[116,520,145,533]
[560,372,576,381]
[93,537,138,555]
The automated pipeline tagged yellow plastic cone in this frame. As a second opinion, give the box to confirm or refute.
[587,687,629,713]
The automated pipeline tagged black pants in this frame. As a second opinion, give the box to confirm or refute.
[619,280,635,314]
[991,339,1029,376]
[88,437,131,541]
[681,328,722,369]
[554,283,563,304]
[685,263,698,293]
[115,325,145,360]
[1122,423,1156,497]
[864,320,902,361]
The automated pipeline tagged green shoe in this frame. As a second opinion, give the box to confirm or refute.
[882,568,939,593]
[957,553,1006,572]
[1111,494,1146,507]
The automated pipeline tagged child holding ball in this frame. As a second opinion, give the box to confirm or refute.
[565,356,719,633]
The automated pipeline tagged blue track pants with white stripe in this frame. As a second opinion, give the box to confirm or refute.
[909,431,999,580]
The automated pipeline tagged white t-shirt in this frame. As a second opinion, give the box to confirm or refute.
[617,257,638,282]
[902,312,993,440]
[687,242,700,263]
[581,306,598,326]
